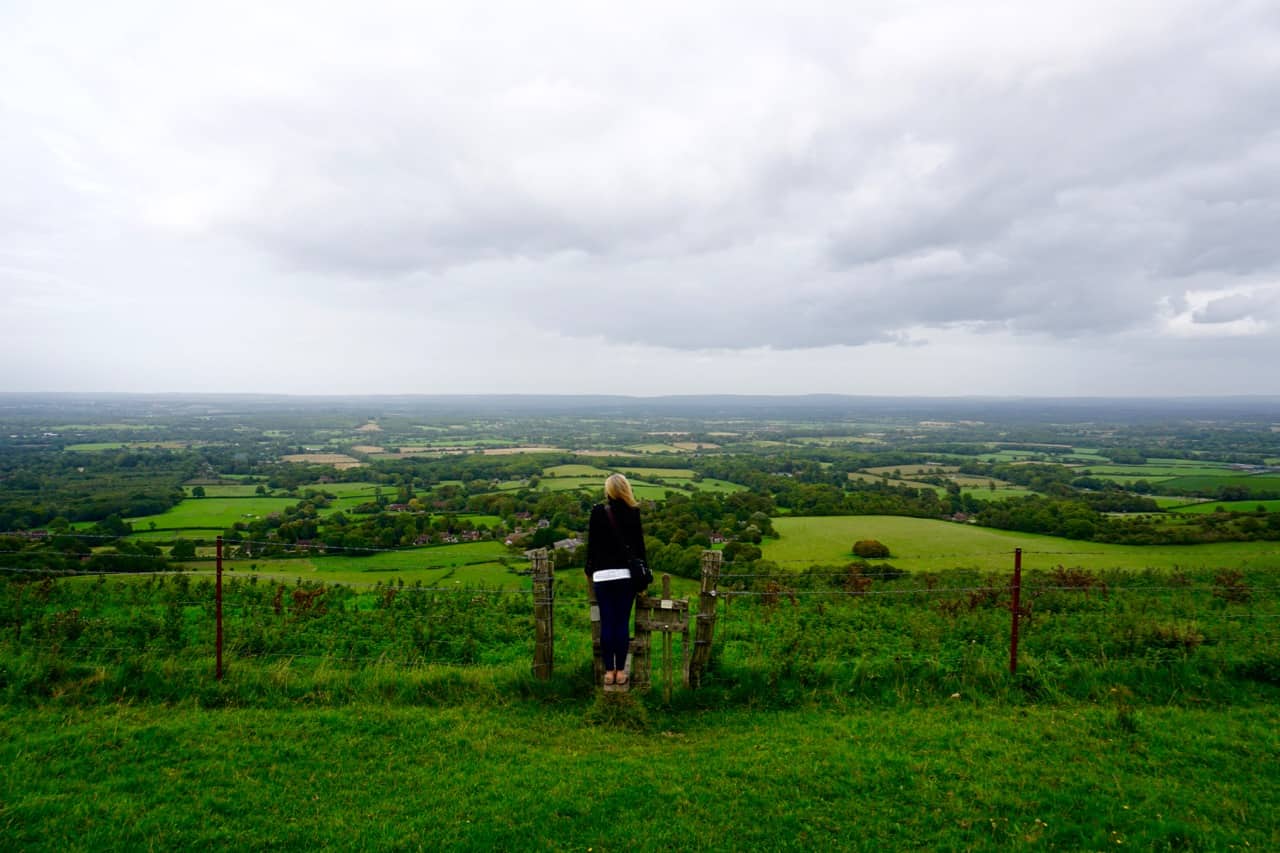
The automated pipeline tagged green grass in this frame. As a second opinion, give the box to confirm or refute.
[688,477,749,494]
[182,485,265,497]
[627,443,684,453]
[1086,464,1239,478]
[1161,474,1280,495]
[309,482,385,498]
[619,466,696,480]
[764,515,1280,572]
[1172,499,1280,514]
[2,703,1277,850]
[542,463,612,478]
[126,497,299,531]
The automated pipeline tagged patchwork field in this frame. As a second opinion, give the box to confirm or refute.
[281,453,362,469]
[764,515,1280,572]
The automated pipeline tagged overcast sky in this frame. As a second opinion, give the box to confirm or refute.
[3,1,1279,396]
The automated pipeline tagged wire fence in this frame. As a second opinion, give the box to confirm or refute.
[1,545,1277,695]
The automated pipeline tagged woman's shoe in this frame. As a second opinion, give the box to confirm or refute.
[603,671,616,685]
[616,671,629,686]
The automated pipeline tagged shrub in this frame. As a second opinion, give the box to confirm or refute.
[852,539,890,559]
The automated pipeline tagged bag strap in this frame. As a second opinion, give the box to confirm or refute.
[603,504,634,559]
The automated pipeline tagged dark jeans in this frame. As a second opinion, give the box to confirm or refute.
[594,575,635,671]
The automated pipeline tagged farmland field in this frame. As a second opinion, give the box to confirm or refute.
[280,453,362,469]
[618,467,696,479]
[687,477,748,494]
[1172,499,1280,514]
[126,497,299,531]
[1160,474,1280,494]
[764,515,1280,572]
[543,464,611,478]
[182,484,264,497]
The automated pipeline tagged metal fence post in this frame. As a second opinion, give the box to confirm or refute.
[216,535,224,681]
[1009,547,1022,675]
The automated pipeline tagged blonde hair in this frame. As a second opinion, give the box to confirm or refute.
[604,473,639,508]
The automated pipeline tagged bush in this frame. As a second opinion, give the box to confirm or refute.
[852,539,890,559]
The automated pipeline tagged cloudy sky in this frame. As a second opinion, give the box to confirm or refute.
[3,1,1279,396]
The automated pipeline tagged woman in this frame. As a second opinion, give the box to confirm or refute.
[584,473,647,686]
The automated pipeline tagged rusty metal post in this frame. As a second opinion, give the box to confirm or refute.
[531,549,554,680]
[1009,547,1022,675]
[216,535,224,681]
[687,549,722,687]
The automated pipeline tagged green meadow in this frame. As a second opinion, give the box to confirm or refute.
[2,703,1276,850]
[126,497,299,531]
[764,515,1280,572]
[1172,499,1280,514]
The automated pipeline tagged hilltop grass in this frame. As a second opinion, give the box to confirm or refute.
[764,515,1280,572]
[2,702,1277,851]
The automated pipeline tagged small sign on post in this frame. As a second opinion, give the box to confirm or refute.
[634,574,690,702]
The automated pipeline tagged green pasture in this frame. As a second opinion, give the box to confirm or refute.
[313,482,385,498]
[764,515,1280,572]
[1151,496,1210,509]
[619,467,696,480]
[1161,474,1280,495]
[538,476,604,493]
[126,497,299,531]
[52,423,161,431]
[1085,464,1239,478]
[688,478,748,494]
[1172,499,1280,515]
[543,464,611,478]
[626,443,684,453]
[960,485,1035,502]
[182,485,264,498]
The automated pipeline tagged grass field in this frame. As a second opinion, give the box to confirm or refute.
[2,703,1276,850]
[764,515,1280,572]
[543,463,612,478]
[688,477,749,494]
[182,484,264,497]
[201,541,523,587]
[65,441,189,452]
[1161,474,1280,495]
[619,466,696,479]
[126,497,299,531]
[1172,499,1280,514]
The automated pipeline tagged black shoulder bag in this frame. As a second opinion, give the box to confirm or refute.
[604,504,653,591]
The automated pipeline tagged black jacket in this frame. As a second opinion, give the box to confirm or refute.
[584,500,646,575]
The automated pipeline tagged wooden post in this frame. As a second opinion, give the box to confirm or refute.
[531,549,554,680]
[686,549,722,687]
[587,578,605,685]
[215,535,224,681]
[660,575,674,703]
[1009,547,1022,675]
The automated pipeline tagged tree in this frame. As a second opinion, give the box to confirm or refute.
[169,539,197,560]
[192,485,206,498]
